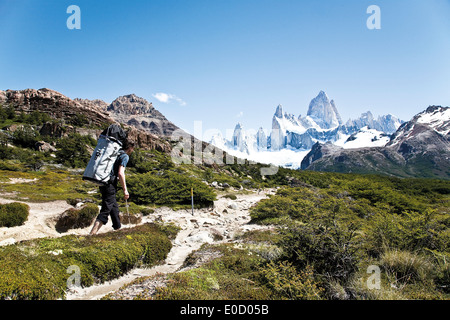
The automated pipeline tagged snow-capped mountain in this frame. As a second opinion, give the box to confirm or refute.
[338,126,391,149]
[345,112,401,135]
[307,90,343,129]
[300,105,450,179]
[388,105,450,148]
[210,91,404,169]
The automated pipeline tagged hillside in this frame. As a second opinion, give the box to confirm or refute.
[0,88,448,301]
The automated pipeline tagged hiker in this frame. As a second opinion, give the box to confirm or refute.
[90,139,135,235]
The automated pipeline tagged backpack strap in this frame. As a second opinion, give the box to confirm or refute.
[108,149,127,185]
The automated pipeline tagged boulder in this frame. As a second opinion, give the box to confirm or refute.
[35,140,57,152]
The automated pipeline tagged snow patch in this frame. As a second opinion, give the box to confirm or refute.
[342,127,390,149]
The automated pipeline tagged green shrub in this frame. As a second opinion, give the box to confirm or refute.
[12,125,40,149]
[21,110,52,126]
[429,250,450,294]
[153,244,272,300]
[364,208,448,254]
[55,133,92,168]
[55,203,99,233]
[0,160,24,171]
[223,194,237,200]
[127,171,216,208]
[381,249,434,285]
[141,208,155,216]
[260,261,323,300]
[0,223,175,300]
[278,220,364,284]
[0,202,29,227]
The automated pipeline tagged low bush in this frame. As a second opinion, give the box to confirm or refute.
[12,125,40,149]
[0,202,29,227]
[127,171,216,208]
[55,133,92,168]
[0,223,176,300]
[260,261,323,300]
[223,194,237,200]
[278,220,363,284]
[152,244,272,300]
[430,250,450,294]
[380,249,434,286]
[364,208,449,254]
[55,203,99,233]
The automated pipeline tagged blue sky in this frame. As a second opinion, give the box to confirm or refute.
[1,0,449,139]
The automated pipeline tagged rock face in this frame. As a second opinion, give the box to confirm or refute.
[301,106,450,179]
[0,88,173,153]
[214,91,404,155]
[108,94,156,115]
[125,126,172,153]
[346,112,401,135]
[74,98,109,112]
[107,94,180,137]
[307,91,343,129]
[300,142,342,170]
[232,123,246,152]
[0,88,112,127]
[266,92,402,151]
[256,127,267,150]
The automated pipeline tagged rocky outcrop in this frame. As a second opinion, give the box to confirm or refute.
[108,94,156,115]
[232,123,247,152]
[0,88,174,153]
[300,142,343,170]
[74,98,109,112]
[39,122,66,138]
[256,128,267,150]
[0,88,113,127]
[107,94,180,137]
[35,141,57,153]
[307,91,343,129]
[125,126,172,153]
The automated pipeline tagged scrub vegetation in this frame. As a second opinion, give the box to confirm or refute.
[0,223,177,300]
[0,106,448,300]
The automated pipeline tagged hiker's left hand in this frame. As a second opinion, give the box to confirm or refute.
[124,190,130,200]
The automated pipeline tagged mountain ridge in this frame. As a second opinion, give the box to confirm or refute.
[211,91,404,167]
[301,105,450,179]
[0,88,174,153]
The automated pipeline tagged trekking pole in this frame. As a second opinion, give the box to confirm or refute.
[125,198,131,226]
[191,187,194,216]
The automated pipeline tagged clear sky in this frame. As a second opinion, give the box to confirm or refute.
[1,0,449,140]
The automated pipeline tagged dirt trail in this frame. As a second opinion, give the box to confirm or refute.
[0,189,275,300]
[0,197,74,245]
[66,190,274,300]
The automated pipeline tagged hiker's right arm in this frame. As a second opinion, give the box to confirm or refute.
[118,166,129,200]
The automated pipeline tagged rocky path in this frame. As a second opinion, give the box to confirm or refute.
[0,189,275,300]
[66,190,273,300]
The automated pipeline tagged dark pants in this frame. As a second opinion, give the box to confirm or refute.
[97,183,121,230]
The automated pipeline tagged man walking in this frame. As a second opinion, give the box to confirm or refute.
[90,139,135,235]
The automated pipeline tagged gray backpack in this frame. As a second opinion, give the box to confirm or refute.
[82,124,127,186]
